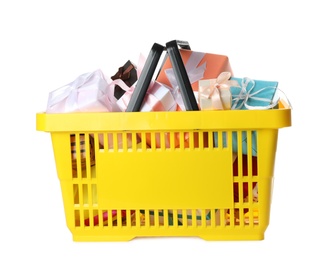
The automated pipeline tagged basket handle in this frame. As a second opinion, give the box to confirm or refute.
[126,43,165,112]
[165,40,199,111]
[126,40,198,112]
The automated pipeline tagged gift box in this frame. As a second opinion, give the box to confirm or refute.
[230,77,279,110]
[116,81,177,112]
[140,81,177,112]
[198,72,237,110]
[111,60,137,100]
[156,49,232,110]
[46,69,116,113]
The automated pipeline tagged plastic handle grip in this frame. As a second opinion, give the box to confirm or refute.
[126,43,165,112]
[166,40,199,111]
[175,40,191,50]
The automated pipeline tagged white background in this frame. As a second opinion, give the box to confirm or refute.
[0,0,318,259]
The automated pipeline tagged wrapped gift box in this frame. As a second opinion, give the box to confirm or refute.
[140,81,177,112]
[156,49,232,111]
[230,77,278,110]
[46,69,114,113]
[111,60,137,100]
[116,81,177,112]
[199,79,231,110]
[198,72,238,110]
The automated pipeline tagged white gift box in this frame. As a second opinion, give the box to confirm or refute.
[117,81,177,112]
[46,69,115,113]
[140,82,177,112]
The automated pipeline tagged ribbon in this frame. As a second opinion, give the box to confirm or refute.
[231,77,279,110]
[143,81,175,111]
[144,92,166,111]
[199,72,237,110]
[116,81,176,112]
[116,85,136,111]
[164,52,206,110]
[105,78,132,112]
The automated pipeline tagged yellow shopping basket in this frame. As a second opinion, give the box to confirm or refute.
[36,41,291,241]
[36,100,291,241]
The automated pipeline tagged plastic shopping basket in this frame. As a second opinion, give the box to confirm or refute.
[36,41,291,241]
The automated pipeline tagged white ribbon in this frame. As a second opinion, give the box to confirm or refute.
[231,77,279,110]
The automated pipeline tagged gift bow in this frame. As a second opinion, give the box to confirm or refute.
[199,72,237,110]
[111,63,135,82]
[231,77,279,110]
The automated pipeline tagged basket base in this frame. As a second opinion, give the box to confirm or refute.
[73,235,136,242]
[72,233,265,242]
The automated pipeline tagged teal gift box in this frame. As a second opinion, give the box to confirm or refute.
[230,77,278,110]
[215,77,279,156]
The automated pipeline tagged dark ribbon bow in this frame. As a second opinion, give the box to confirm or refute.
[111,64,135,82]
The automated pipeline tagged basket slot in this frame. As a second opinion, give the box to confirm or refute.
[91,131,217,151]
[231,130,258,157]
[82,184,89,205]
[74,210,80,227]
[70,133,96,179]
[73,184,79,205]
[73,207,259,228]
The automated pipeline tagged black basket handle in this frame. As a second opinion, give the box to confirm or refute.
[126,43,165,112]
[165,40,199,111]
[126,40,198,112]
